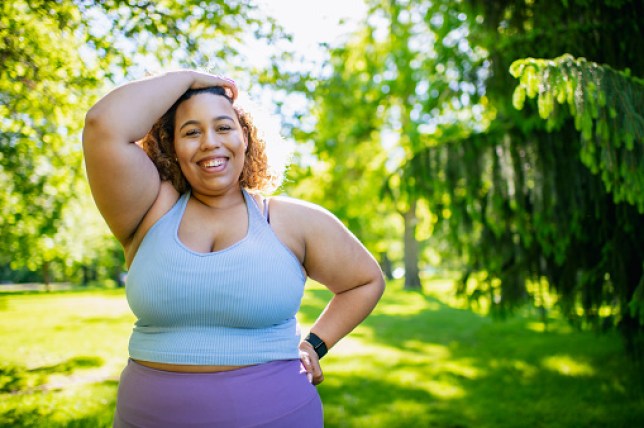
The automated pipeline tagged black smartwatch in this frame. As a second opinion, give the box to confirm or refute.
[304,332,328,359]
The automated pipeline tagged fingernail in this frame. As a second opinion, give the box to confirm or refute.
[307,373,313,383]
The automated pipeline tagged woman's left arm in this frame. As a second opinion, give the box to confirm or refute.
[292,201,386,383]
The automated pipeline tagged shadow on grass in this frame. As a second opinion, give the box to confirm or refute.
[31,355,104,374]
[0,356,104,393]
[1,379,118,428]
[301,286,644,427]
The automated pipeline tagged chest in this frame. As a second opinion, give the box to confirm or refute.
[126,202,307,328]
[178,200,250,253]
[177,197,305,263]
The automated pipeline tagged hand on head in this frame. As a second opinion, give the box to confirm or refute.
[190,71,238,101]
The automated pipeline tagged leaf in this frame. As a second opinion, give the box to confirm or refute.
[512,86,526,110]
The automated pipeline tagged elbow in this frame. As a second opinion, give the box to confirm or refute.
[374,272,386,300]
[81,116,95,151]
[83,105,103,132]
[82,106,109,149]
[363,267,386,303]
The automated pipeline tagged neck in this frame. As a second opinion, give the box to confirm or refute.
[190,187,245,210]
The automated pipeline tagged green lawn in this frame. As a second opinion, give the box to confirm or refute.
[1,280,643,427]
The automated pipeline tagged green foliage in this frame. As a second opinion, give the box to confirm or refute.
[275,0,489,285]
[410,0,644,350]
[0,0,97,276]
[510,54,644,212]
[270,0,644,345]
[0,0,277,282]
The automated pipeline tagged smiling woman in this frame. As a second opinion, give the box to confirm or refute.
[140,86,280,197]
[82,69,385,427]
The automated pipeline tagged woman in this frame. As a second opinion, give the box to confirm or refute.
[83,70,385,427]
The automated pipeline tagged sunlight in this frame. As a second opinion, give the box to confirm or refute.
[237,0,367,73]
[443,360,481,380]
[426,379,466,400]
[257,0,367,49]
[542,355,595,377]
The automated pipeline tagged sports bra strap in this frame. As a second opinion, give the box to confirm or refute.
[262,198,271,224]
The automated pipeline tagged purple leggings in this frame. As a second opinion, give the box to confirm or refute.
[113,359,323,428]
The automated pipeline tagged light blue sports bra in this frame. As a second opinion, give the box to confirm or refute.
[125,189,306,365]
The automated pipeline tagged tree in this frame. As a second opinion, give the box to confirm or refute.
[273,0,486,290]
[0,0,280,283]
[398,0,644,352]
[510,54,644,212]
[509,53,644,347]
[268,0,644,352]
[0,0,97,283]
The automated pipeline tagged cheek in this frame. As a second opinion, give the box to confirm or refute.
[173,140,191,159]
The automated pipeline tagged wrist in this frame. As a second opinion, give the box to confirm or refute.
[304,332,328,360]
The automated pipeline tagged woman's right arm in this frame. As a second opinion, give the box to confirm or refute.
[82,70,236,245]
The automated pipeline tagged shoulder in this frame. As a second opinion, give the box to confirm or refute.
[267,195,352,251]
[269,196,339,227]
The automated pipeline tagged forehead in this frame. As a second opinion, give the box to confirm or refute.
[175,93,237,123]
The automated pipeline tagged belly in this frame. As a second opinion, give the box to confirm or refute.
[132,359,252,373]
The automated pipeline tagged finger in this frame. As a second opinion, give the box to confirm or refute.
[299,352,314,383]
[299,351,314,368]
[211,74,237,99]
[308,359,324,385]
[191,71,238,100]
[221,78,238,100]
[313,373,324,385]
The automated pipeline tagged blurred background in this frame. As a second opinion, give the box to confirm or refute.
[1,0,643,426]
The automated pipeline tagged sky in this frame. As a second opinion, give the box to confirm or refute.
[233,0,369,162]
[257,0,367,51]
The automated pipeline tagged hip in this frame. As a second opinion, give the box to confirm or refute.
[114,359,323,427]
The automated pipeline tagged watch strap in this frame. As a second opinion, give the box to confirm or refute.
[305,332,328,359]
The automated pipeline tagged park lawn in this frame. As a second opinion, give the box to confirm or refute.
[1,280,643,427]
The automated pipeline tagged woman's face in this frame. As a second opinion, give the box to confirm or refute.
[173,93,247,197]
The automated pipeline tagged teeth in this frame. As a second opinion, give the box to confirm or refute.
[202,159,224,167]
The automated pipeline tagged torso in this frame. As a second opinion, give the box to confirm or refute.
[124,182,306,373]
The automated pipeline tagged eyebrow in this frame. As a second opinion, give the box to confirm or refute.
[179,115,236,131]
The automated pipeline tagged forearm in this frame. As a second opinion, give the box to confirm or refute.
[307,277,385,350]
[85,70,196,142]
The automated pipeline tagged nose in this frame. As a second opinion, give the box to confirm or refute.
[200,130,221,150]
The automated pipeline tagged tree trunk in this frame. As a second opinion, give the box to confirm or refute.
[379,252,394,281]
[403,200,422,291]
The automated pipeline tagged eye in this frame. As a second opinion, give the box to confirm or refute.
[217,125,232,132]
[185,129,200,137]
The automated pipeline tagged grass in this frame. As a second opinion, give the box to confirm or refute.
[1,280,643,427]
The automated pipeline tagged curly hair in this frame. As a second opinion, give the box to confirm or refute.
[140,86,282,194]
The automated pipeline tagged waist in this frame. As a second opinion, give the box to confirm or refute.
[128,322,302,366]
[132,359,252,373]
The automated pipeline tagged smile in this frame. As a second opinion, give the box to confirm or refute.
[201,159,225,167]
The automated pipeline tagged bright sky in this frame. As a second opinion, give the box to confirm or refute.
[257,0,367,50]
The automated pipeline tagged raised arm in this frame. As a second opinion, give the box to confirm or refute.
[82,70,237,245]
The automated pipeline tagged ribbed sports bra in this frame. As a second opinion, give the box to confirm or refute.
[125,189,306,366]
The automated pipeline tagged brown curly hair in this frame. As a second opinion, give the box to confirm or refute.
[140,86,282,194]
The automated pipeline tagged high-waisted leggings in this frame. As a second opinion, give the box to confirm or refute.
[113,359,323,427]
